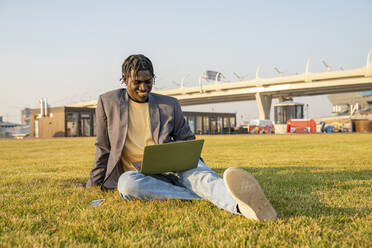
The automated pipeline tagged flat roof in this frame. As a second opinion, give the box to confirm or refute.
[273,101,304,107]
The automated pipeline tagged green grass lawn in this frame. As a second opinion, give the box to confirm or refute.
[0,134,371,247]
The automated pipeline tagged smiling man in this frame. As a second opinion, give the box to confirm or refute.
[85,54,277,221]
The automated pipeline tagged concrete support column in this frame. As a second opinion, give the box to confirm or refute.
[255,93,272,120]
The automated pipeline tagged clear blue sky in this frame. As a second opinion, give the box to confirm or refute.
[1,0,371,123]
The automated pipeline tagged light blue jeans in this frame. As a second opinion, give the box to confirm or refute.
[117,160,238,214]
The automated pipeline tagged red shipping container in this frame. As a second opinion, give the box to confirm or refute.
[286,119,316,133]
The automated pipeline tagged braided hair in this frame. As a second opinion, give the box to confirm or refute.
[121,54,155,83]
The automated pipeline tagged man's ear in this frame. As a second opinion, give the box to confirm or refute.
[122,74,128,85]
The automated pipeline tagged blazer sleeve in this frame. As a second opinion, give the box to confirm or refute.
[172,99,195,141]
[86,96,111,187]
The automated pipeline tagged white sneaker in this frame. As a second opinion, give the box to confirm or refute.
[223,167,277,221]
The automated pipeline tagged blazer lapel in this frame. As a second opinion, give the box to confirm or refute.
[119,90,129,149]
[149,93,160,144]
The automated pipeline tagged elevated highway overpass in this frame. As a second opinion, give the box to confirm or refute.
[155,67,372,104]
[153,54,372,119]
[69,52,372,120]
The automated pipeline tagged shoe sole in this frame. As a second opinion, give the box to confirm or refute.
[223,167,277,221]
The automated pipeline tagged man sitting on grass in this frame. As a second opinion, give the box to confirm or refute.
[84,54,277,221]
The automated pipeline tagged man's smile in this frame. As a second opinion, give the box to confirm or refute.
[137,92,148,97]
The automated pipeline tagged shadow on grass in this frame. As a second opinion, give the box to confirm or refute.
[214,166,371,219]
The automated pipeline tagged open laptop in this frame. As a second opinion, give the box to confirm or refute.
[132,139,204,175]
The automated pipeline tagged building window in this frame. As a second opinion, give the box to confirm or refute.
[80,113,92,137]
[223,117,229,128]
[296,105,304,119]
[188,116,195,134]
[217,117,223,133]
[223,117,230,133]
[203,116,210,133]
[196,116,202,134]
[66,112,79,137]
[274,105,304,124]
[93,113,96,136]
[230,117,236,128]
[210,117,217,133]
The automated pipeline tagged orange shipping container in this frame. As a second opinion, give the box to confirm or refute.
[287,119,316,133]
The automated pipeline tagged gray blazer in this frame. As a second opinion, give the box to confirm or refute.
[86,88,195,190]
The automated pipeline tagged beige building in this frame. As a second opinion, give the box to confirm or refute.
[328,91,372,115]
[29,105,236,138]
[30,107,96,138]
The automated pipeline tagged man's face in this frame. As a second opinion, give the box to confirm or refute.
[125,70,153,102]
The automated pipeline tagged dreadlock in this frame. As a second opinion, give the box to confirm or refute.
[121,54,155,83]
